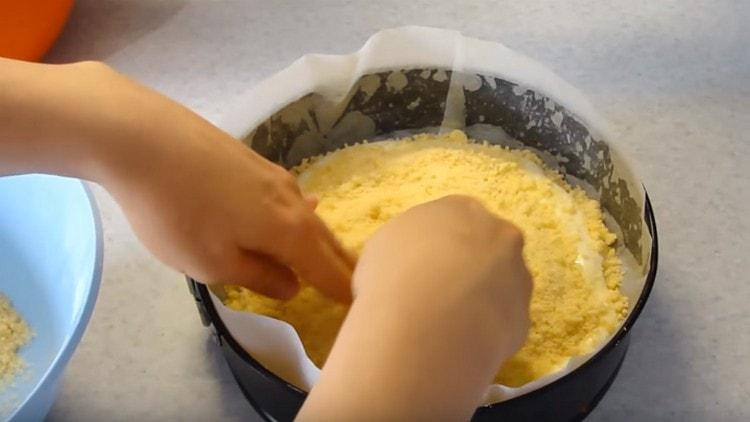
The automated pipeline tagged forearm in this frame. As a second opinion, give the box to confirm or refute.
[298,290,508,421]
[0,58,204,186]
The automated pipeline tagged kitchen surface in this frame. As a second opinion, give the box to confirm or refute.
[41,0,748,420]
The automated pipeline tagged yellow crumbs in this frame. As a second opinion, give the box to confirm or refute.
[225,130,628,387]
[0,294,31,385]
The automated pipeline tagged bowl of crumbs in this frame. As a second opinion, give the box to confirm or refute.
[0,175,101,421]
[186,26,657,421]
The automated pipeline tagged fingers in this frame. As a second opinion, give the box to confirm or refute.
[311,221,356,303]
[311,213,356,301]
[235,166,353,302]
[239,206,354,303]
[225,250,300,300]
[280,213,355,303]
[305,194,318,210]
[312,213,357,270]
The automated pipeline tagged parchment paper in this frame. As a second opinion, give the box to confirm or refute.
[211,26,653,405]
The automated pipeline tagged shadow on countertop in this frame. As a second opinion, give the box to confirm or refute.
[588,267,708,421]
[201,331,264,422]
[44,0,188,63]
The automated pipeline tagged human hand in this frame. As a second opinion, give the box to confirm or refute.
[0,59,353,302]
[90,67,354,302]
[299,195,532,421]
[354,194,532,358]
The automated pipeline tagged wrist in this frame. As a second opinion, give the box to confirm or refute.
[357,272,511,361]
[303,290,503,421]
[63,62,198,190]
[0,60,103,180]
[0,59,159,184]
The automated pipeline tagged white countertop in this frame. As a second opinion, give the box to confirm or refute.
[44,1,749,420]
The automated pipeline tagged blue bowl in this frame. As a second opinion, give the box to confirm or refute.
[0,175,102,421]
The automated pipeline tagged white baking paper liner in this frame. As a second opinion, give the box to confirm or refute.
[210,26,652,405]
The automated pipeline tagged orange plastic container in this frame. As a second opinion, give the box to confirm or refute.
[0,0,75,61]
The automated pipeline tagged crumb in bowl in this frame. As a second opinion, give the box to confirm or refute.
[224,130,628,387]
[0,294,31,386]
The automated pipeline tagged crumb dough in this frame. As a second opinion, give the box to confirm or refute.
[225,130,628,387]
[0,294,30,385]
